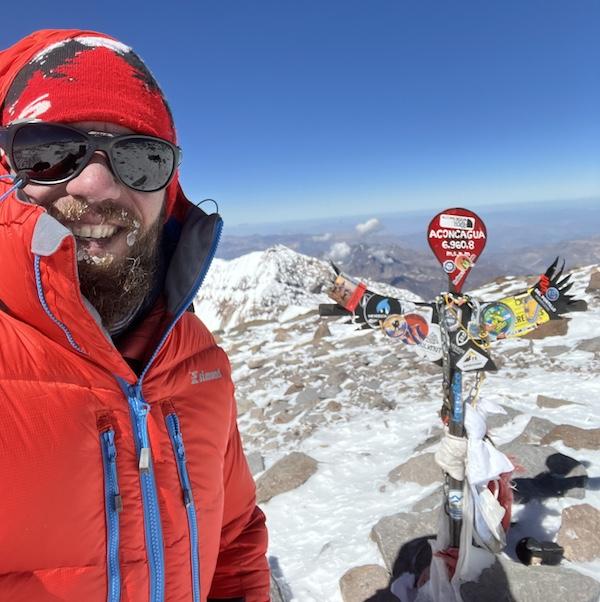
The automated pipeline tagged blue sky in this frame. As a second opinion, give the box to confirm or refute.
[2,1,599,228]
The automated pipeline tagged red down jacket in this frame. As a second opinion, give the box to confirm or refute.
[0,33,270,602]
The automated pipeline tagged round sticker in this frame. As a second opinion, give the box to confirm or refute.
[382,313,429,344]
[545,287,560,302]
[481,303,515,341]
[443,260,455,273]
[364,295,403,326]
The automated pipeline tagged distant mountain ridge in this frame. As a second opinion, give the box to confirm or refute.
[216,200,600,298]
[195,245,420,332]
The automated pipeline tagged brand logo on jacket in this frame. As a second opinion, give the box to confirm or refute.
[190,369,223,385]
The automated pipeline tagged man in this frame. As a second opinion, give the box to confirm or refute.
[0,29,270,602]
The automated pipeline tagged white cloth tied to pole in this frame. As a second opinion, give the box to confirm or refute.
[392,396,514,601]
[434,431,467,480]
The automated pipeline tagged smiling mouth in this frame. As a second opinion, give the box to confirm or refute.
[70,224,121,240]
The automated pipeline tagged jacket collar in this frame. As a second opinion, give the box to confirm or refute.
[0,184,222,379]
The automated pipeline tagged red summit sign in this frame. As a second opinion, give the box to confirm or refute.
[427,208,487,293]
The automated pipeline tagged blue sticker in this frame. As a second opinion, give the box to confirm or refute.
[546,287,560,302]
[375,298,391,314]
[443,260,455,273]
[451,372,463,422]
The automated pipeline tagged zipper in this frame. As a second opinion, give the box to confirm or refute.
[99,427,122,602]
[114,217,222,601]
[34,255,84,353]
[124,382,165,602]
[165,411,201,602]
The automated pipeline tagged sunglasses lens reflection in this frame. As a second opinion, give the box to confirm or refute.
[10,124,177,192]
[113,138,175,192]
[13,124,88,181]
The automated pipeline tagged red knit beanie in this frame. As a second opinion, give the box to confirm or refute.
[0,30,180,215]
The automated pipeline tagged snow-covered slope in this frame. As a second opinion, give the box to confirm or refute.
[196,246,600,601]
[194,244,420,332]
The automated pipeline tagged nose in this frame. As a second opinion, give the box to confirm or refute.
[65,152,121,201]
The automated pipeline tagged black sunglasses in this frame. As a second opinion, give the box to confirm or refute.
[0,122,182,193]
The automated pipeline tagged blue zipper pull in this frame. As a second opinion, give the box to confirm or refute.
[103,429,123,513]
[166,414,192,506]
[128,384,152,473]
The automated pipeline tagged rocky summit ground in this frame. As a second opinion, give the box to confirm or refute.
[196,248,600,602]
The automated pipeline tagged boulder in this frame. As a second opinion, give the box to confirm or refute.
[486,405,521,431]
[370,510,438,572]
[246,451,265,476]
[535,395,574,409]
[461,554,600,601]
[318,384,342,399]
[500,442,587,502]
[313,321,332,342]
[576,336,600,354]
[524,318,569,339]
[325,400,343,412]
[294,387,320,407]
[586,269,600,292]
[247,356,268,369]
[339,565,393,602]
[540,345,570,358]
[388,453,441,487]
[274,329,291,342]
[541,425,600,450]
[270,574,285,602]
[557,503,600,562]
[326,368,351,387]
[256,452,318,503]
[510,416,557,445]
[412,488,443,512]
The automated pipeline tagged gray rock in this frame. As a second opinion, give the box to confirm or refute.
[576,336,600,354]
[412,488,443,512]
[319,383,342,399]
[236,396,256,415]
[370,510,438,572]
[247,356,268,369]
[325,400,343,413]
[274,329,291,342]
[313,321,332,342]
[284,381,304,395]
[586,269,600,292]
[461,554,600,602]
[486,405,521,431]
[294,387,320,407]
[524,318,570,339]
[246,451,265,476]
[388,453,442,487]
[558,503,600,562]
[536,395,574,409]
[500,442,587,502]
[256,452,318,503]
[539,345,570,358]
[339,565,393,602]
[541,425,600,450]
[270,574,285,602]
[510,416,557,445]
[326,368,351,387]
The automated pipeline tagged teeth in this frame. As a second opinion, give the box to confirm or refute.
[71,225,118,239]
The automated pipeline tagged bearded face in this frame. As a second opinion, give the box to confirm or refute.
[20,121,167,333]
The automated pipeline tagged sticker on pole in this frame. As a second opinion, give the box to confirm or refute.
[427,208,487,292]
